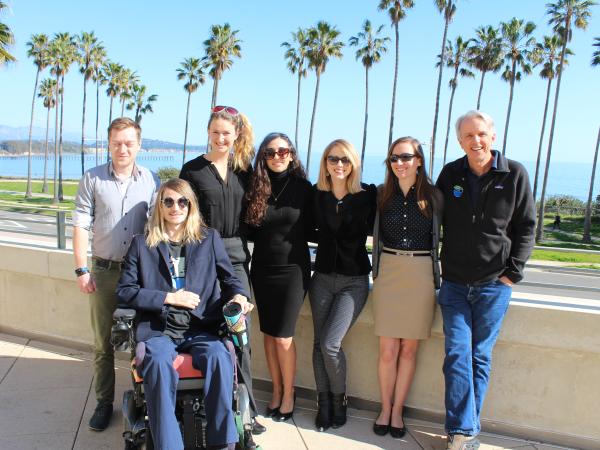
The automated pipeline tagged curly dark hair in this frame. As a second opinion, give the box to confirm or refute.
[245,132,306,226]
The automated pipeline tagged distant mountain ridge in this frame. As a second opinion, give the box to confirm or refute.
[0,124,205,153]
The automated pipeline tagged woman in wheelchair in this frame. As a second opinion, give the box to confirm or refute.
[116,178,254,450]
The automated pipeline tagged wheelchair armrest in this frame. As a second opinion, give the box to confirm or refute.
[113,308,137,321]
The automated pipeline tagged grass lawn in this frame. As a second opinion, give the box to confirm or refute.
[530,248,600,265]
[0,192,74,214]
[0,180,78,197]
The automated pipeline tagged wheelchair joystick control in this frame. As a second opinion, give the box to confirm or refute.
[223,302,248,349]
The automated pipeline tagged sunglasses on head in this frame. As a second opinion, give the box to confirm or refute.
[161,197,189,209]
[327,155,351,166]
[389,153,417,163]
[264,147,291,160]
[212,105,239,116]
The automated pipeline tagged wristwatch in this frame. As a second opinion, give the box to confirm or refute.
[75,267,90,277]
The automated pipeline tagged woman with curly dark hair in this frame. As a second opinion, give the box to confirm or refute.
[245,132,313,422]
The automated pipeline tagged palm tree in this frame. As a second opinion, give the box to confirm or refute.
[48,32,77,203]
[282,28,310,151]
[38,78,57,194]
[469,25,503,109]
[77,31,103,175]
[583,39,600,243]
[439,36,475,165]
[90,45,107,166]
[126,83,157,124]
[500,18,536,156]
[305,21,344,176]
[118,68,139,117]
[177,57,206,164]
[531,35,571,201]
[103,61,123,161]
[536,0,595,243]
[25,34,49,198]
[377,0,415,150]
[349,20,390,170]
[203,23,242,109]
[431,0,457,175]
[0,1,15,66]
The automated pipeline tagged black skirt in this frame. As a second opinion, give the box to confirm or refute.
[251,264,306,338]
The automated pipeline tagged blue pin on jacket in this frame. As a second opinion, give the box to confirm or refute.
[453,185,464,198]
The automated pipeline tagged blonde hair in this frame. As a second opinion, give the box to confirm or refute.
[146,178,206,247]
[207,109,255,172]
[108,117,141,142]
[316,139,362,194]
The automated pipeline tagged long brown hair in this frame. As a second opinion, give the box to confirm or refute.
[378,136,434,218]
[146,178,206,247]
[245,132,306,226]
[207,108,255,171]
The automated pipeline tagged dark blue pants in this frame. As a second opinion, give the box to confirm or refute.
[437,279,512,436]
[141,333,238,450]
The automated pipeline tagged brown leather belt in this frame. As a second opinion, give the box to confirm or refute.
[382,249,431,257]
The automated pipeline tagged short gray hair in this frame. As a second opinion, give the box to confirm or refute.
[455,110,495,138]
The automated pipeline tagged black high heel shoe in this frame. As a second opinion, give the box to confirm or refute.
[275,392,296,422]
[265,405,280,418]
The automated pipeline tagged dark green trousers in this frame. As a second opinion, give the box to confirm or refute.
[90,261,120,406]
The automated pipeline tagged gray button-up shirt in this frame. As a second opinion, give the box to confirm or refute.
[72,162,160,261]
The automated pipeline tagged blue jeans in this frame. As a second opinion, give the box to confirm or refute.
[437,278,512,436]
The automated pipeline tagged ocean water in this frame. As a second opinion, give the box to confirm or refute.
[1,150,598,201]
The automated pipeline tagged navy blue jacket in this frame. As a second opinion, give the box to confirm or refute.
[116,228,248,342]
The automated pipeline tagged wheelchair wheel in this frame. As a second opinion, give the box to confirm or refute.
[235,383,252,432]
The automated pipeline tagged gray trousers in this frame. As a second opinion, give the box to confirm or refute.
[308,272,369,394]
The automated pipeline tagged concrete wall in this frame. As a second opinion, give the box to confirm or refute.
[0,242,598,449]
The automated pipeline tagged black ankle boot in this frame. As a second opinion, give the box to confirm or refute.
[331,393,347,428]
[315,392,332,432]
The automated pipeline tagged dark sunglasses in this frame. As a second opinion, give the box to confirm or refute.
[389,153,418,163]
[212,105,239,115]
[161,197,189,209]
[327,155,351,166]
[264,147,291,160]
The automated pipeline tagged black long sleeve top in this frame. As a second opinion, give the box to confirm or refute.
[247,170,313,275]
[180,155,251,240]
[313,183,377,276]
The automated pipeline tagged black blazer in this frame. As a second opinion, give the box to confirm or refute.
[116,228,248,342]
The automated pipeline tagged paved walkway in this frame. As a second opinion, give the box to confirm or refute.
[0,333,572,450]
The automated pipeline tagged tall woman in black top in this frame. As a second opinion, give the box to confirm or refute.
[371,137,442,439]
[179,106,265,436]
[245,132,313,422]
[310,139,376,431]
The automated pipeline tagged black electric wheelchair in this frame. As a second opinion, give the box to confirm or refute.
[111,308,260,450]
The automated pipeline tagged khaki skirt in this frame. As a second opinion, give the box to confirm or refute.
[372,251,436,339]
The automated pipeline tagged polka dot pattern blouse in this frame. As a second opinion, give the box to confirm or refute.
[381,185,433,251]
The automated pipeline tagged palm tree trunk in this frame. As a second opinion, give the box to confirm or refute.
[582,125,599,243]
[361,66,369,173]
[183,91,191,165]
[476,70,486,110]
[211,77,219,109]
[502,59,517,156]
[53,74,60,204]
[306,69,322,177]
[95,79,100,166]
[26,68,41,199]
[536,23,570,243]
[533,77,553,201]
[120,99,125,117]
[431,18,450,175]
[388,22,399,151]
[42,104,50,194]
[81,77,88,176]
[58,74,65,201]
[443,73,459,166]
[294,71,302,151]
[108,96,114,163]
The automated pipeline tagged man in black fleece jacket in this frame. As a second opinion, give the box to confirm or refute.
[435,110,535,450]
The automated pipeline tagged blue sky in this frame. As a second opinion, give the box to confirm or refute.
[0,0,598,178]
